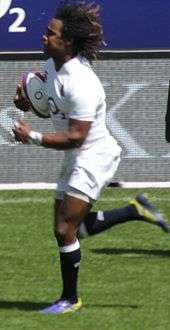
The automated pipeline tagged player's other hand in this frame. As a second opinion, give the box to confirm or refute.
[12,120,32,143]
[13,84,30,112]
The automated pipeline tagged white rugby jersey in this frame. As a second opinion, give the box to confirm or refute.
[44,55,120,157]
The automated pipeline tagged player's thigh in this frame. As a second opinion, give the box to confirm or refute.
[55,194,92,229]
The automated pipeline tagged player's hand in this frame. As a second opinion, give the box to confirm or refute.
[12,120,32,143]
[13,84,30,112]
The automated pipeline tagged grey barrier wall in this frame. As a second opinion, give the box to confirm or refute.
[0,56,170,184]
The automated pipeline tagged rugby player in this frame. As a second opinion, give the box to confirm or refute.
[13,1,169,314]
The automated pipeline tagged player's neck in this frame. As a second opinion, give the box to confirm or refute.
[54,54,75,71]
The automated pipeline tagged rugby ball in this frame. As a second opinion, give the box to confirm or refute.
[21,72,50,118]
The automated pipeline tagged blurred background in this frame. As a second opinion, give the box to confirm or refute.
[0,0,170,186]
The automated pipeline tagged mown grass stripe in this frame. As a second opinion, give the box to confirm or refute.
[0,196,170,204]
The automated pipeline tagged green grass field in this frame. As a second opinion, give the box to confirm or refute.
[0,188,170,330]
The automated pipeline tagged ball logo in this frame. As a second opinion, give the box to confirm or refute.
[0,0,12,18]
[34,90,43,100]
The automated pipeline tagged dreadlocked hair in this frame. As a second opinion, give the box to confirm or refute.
[55,1,105,61]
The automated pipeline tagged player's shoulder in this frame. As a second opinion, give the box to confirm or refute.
[63,56,96,79]
[64,56,103,93]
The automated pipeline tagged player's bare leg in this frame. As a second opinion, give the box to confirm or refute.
[41,194,92,314]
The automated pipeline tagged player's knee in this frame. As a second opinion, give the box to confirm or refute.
[54,221,75,245]
[55,221,67,241]
[54,206,79,244]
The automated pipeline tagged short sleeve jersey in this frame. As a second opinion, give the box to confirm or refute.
[44,55,118,152]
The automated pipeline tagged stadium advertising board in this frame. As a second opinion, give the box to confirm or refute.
[0,0,170,52]
[1,58,170,183]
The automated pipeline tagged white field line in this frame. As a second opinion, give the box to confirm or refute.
[0,183,57,190]
[1,182,170,190]
[0,196,170,205]
[0,183,170,204]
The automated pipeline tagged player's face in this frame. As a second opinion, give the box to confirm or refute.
[43,18,69,60]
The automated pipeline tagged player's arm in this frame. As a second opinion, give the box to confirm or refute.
[42,119,91,149]
[12,118,92,149]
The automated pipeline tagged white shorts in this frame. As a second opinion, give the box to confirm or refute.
[55,142,121,203]
[55,186,95,204]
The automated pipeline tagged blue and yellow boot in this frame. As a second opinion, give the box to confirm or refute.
[130,194,170,233]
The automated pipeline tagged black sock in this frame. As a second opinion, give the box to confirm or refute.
[59,240,81,304]
[78,205,141,237]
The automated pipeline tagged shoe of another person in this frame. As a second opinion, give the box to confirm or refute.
[130,193,170,233]
[40,298,82,314]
